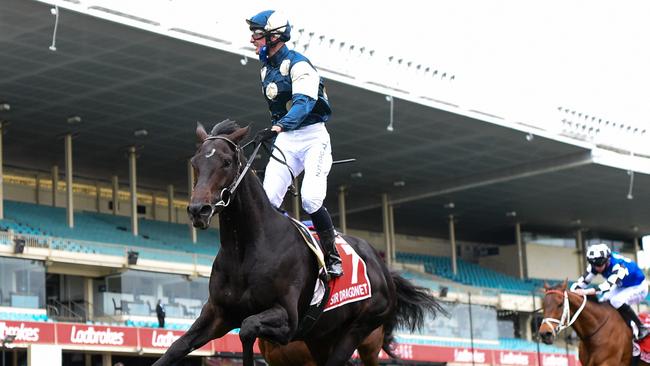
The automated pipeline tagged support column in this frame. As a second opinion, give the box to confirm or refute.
[516,222,525,279]
[65,134,74,228]
[95,181,101,212]
[35,174,41,205]
[449,214,457,276]
[521,313,534,341]
[338,185,347,233]
[52,165,59,207]
[381,194,392,267]
[85,354,92,366]
[292,177,300,219]
[151,192,157,220]
[634,237,640,263]
[167,184,174,223]
[111,176,119,215]
[84,277,94,320]
[188,160,197,243]
[576,229,584,270]
[101,353,112,366]
[128,146,138,236]
[388,204,396,264]
[0,122,3,220]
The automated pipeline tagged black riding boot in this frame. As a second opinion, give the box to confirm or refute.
[617,303,649,340]
[310,207,343,278]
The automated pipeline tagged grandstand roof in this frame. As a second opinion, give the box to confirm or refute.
[1,0,649,242]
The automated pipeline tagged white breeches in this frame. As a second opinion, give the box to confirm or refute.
[601,280,649,308]
[263,123,332,214]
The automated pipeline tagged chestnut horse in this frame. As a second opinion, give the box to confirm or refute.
[259,326,385,366]
[538,281,647,366]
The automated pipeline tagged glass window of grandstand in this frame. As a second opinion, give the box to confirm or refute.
[524,232,633,252]
[405,301,499,340]
[95,270,208,319]
[0,257,45,309]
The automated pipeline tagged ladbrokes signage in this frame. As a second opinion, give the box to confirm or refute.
[139,328,212,352]
[0,321,54,343]
[57,324,137,347]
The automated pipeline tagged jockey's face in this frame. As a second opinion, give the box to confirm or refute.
[594,259,609,273]
[249,31,281,56]
[250,30,267,55]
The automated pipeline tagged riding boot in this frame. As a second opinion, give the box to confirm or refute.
[617,303,649,340]
[310,207,343,278]
[317,227,344,278]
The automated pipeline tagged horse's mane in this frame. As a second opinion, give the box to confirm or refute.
[210,119,240,136]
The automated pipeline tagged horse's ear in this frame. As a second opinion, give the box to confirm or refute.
[196,122,208,142]
[228,125,251,143]
[543,281,550,291]
[562,278,568,290]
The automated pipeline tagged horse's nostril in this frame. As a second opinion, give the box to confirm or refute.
[198,205,213,216]
[188,203,207,216]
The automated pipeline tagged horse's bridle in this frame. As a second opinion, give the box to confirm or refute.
[541,290,587,337]
[199,135,263,216]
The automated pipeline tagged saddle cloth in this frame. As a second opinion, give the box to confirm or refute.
[288,219,373,310]
[309,231,372,311]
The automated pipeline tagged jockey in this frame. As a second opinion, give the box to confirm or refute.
[571,243,649,340]
[246,10,343,278]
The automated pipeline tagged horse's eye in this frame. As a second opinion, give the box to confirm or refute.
[223,159,232,167]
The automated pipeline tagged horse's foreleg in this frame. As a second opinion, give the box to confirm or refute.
[153,302,231,366]
[240,304,293,366]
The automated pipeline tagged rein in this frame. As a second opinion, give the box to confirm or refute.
[541,290,587,337]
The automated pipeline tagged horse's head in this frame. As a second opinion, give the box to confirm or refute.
[538,279,569,345]
[187,120,250,229]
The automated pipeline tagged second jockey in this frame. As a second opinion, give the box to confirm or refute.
[571,243,649,340]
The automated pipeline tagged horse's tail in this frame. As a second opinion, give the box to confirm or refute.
[382,271,447,357]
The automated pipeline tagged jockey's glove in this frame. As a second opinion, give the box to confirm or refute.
[254,128,278,144]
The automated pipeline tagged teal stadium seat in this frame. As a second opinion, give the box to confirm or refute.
[1,200,219,264]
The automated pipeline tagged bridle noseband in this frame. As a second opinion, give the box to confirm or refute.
[198,135,262,217]
[541,290,587,337]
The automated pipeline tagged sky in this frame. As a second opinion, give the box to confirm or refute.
[73,0,650,145]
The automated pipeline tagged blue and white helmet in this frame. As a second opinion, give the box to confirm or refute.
[586,243,611,266]
[246,10,292,43]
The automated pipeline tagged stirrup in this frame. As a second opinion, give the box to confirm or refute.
[631,322,648,340]
[326,256,343,278]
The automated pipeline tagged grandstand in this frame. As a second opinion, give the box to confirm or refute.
[1,0,649,365]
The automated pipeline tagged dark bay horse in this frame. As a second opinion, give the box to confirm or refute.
[259,326,385,366]
[538,281,647,366]
[153,120,444,366]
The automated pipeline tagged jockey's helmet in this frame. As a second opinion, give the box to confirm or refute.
[246,10,292,44]
[586,243,611,267]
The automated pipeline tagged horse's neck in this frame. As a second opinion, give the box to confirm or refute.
[569,296,611,339]
[218,171,281,248]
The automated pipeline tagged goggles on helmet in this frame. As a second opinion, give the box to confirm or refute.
[588,256,608,267]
